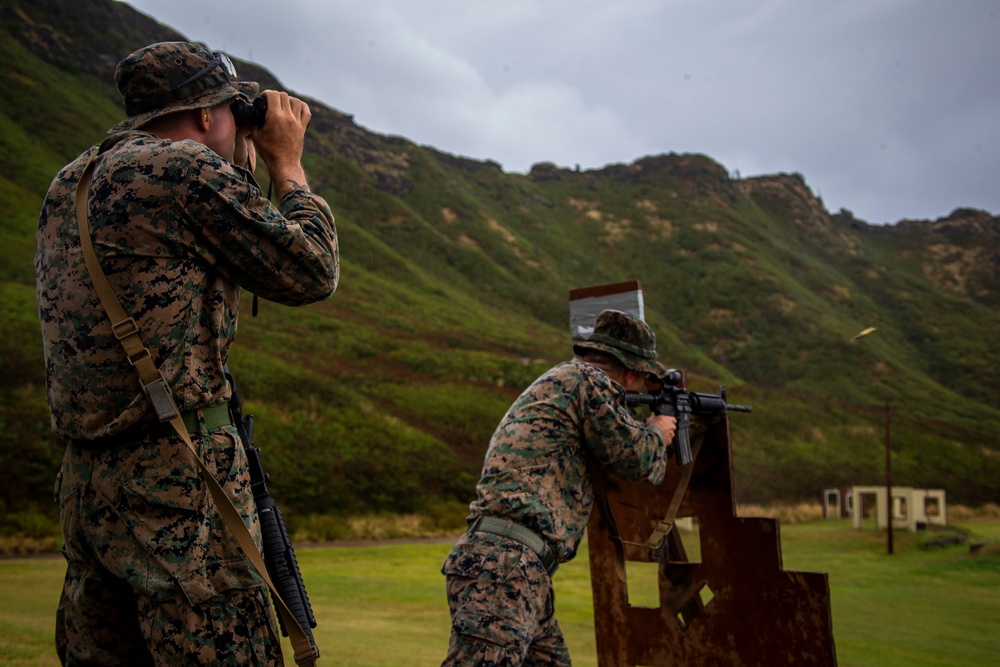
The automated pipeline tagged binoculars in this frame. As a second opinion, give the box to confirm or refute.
[231,96,267,128]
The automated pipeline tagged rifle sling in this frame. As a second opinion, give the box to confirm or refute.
[589,432,703,583]
[645,436,704,553]
[74,147,320,666]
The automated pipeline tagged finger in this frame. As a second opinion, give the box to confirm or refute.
[277,92,292,113]
[265,90,290,113]
[288,97,309,121]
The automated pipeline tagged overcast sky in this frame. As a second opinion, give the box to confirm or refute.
[120,0,998,225]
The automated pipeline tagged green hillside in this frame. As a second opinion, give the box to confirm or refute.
[2,0,998,537]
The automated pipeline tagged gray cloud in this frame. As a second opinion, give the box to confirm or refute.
[121,0,1000,224]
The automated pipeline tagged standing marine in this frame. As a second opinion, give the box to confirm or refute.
[35,41,338,665]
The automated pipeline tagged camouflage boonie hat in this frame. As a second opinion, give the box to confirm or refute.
[109,41,259,133]
[573,309,669,378]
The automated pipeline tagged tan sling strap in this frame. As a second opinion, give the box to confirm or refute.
[590,434,703,583]
[74,147,320,666]
[642,435,704,553]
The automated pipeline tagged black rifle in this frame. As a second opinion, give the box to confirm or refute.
[625,369,752,466]
[226,371,317,642]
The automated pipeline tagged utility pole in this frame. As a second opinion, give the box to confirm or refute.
[853,326,894,555]
[885,402,893,555]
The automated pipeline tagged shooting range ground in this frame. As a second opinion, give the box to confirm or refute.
[1,520,998,667]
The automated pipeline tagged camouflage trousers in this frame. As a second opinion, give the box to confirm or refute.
[440,531,571,667]
[55,423,283,666]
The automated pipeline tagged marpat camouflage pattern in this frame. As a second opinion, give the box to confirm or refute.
[36,76,337,663]
[469,359,666,563]
[55,426,280,665]
[35,131,338,440]
[441,358,668,665]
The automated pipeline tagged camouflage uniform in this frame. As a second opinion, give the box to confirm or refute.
[35,42,338,666]
[441,311,669,666]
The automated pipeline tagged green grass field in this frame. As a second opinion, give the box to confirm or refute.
[1,520,997,666]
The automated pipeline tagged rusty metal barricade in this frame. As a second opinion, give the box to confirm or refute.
[587,410,837,666]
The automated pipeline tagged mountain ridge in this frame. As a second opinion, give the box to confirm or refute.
[1,0,998,526]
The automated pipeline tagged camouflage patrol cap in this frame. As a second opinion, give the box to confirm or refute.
[573,309,669,377]
[109,41,259,133]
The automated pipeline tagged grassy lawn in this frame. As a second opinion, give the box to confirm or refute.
[1,520,997,666]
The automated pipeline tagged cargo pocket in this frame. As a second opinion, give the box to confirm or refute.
[121,472,209,601]
[451,608,531,666]
[445,541,535,664]
[143,576,279,666]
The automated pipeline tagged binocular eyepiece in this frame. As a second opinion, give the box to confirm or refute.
[231,96,267,129]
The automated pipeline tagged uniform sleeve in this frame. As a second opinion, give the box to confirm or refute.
[178,143,339,306]
[580,369,668,485]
